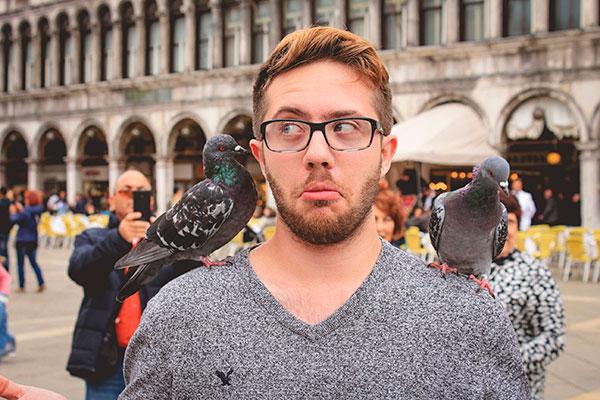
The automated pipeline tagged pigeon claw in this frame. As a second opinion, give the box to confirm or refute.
[468,275,495,298]
[428,262,458,279]
[199,256,226,269]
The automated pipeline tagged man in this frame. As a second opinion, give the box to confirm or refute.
[120,27,529,399]
[511,178,537,230]
[539,188,559,225]
[67,170,196,399]
[0,187,12,271]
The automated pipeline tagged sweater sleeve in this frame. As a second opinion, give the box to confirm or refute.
[484,302,532,399]
[68,228,131,289]
[119,293,175,400]
[519,264,566,372]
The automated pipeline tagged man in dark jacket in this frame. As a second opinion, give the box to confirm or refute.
[66,170,196,400]
[0,187,12,271]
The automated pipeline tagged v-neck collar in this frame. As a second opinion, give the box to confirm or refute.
[241,240,390,341]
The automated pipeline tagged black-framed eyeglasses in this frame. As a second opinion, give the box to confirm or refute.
[259,117,388,153]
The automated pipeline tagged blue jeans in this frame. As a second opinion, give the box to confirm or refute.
[0,234,9,271]
[15,242,44,289]
[85,356,125,400]
[0,300,15,357]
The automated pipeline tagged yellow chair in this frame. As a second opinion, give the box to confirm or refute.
[591,232,600,283]
[262,225,276,241]
[530,232,556,264]
[516,231,528,252]
[563,235,593,282]
[405,227,428,261]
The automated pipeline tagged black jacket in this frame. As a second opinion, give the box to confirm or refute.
[66,214,196,381]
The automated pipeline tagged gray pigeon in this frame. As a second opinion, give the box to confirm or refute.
[114,134,257,301]
[428,156,510,297]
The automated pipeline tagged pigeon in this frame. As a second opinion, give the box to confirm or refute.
[114,134,258,301]
[428,155,510,297]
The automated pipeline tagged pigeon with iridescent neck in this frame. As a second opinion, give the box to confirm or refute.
[428,156,510,297]
[114,135,257,301]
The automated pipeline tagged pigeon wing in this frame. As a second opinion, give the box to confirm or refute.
[147,180,234,252]
[428,192,449,252]
[492,203,508,260]
[114,236,174,269]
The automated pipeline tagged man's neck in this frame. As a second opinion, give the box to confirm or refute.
[248,216,382,325]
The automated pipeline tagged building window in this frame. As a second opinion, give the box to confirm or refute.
[348,0,368,37]
[20,23,33,90]
[99,6,113,81]
[146,1,161,75]
[224,1,241,67]
[421,0,443,45]
[58,13,72,85]
[315,0,335,26]
[503,0,530,36]
[283,0,302,35]
[171,0,186,73]
[1,26,12,92]
[460,0,485,41]
[121,2,137,78]
[383,0,403,49]
[196,0,211,69]
[252,0,270,64]
[549,0,580,31]
[78,11,92,83]
[39,19,51,88]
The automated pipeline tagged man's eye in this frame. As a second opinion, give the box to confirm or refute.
[333,122,357,133]
[281,123,302,135]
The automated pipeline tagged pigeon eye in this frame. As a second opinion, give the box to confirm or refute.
[218,145,226,152]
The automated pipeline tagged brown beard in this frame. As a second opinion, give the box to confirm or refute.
[265,161,381,245]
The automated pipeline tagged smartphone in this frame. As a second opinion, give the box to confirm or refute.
[133,190,152,222]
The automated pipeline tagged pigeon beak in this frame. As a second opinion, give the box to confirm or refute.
[234,145,247,154]
[499,181,509,196]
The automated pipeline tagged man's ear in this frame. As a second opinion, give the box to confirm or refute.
[380,135,398,177]
[250,139,267,177]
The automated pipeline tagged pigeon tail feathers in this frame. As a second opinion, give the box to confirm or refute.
[114,239,174,269]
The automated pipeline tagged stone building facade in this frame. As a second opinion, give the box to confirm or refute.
[0,0,598,227]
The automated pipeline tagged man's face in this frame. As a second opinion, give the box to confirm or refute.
[250,60,397,245]
[110,172,151,221]
[512,179,523,191]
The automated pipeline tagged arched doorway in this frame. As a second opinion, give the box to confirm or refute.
[504,98,581,225]
[169,119,206,191]
[39,128,67,194]
[78,126,109,209]
[1,131,28,189]
[119,122,156,183]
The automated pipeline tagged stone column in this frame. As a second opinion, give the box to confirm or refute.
[51,30,60,86]
[154,156,168,215]
[12,34,22,91]
[210,0,223,69]
[166,158,175,208]
[445,0,459,44]
[532,0,548,33]
[581,0,600,27]
[184,0,196,71]
[578,141,600,229]
[489,0,503,38]
[32,31,42,89]
[269,0,282,49]
[72,28,81,84]
[335,0,347,28]
[368,0,383,48]
[65,157,78,205]
[108,157,125,196]
[92,21,101,81]
[160,11,170,74]
[240,0,252,65]
[136,15,147,77]
[27,158,40,191]
[406,0,419,46]
[302,0,313,27]
[113,19,123,79]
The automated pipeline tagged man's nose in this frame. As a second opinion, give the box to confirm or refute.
[302,130,335,169]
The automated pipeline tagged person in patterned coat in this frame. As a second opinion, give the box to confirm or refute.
[490,194,566,400]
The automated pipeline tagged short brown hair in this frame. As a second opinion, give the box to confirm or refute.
[500,192,522,225]
[375,189,406,239]
[253,26,393,137]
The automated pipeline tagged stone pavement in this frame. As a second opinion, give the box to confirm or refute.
[0,245,599,399]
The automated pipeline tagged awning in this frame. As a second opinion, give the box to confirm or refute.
[392,103,500,166]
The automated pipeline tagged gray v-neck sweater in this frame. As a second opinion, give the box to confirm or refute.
[119,242,530,399]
